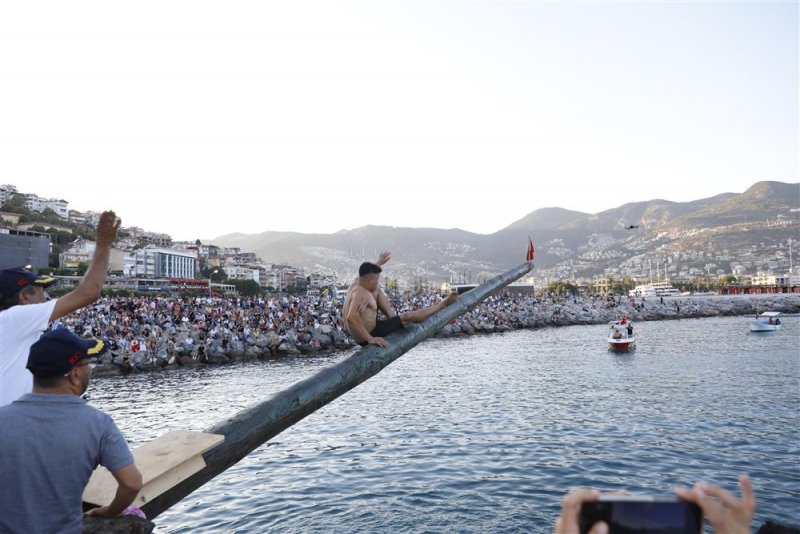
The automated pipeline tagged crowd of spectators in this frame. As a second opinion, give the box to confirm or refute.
[51,289,654,372]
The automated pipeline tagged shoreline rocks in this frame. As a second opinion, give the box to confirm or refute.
[91,293,800,378]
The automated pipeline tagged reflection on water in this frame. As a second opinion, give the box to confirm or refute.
[88,316,800,533]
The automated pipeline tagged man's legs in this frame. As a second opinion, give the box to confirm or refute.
[399,292,458,325]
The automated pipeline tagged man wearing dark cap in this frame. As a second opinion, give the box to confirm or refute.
[0,327,142,533]
[343,251,458,347]
[0,210,120,406]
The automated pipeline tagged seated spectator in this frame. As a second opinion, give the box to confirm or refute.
[0,327,142,533]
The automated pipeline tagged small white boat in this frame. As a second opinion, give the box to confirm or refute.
[629,282,680,298]
[608,316,636,352]
[749,312,782,332]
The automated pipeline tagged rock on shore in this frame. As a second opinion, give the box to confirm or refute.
[91,294,800,377]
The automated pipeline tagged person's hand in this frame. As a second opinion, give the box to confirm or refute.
[367,336,389,348]
[95,211,121,248]
[375,251,391,266]
[555,489,606,534]
[675,475,755,534]
[85,505,118,518]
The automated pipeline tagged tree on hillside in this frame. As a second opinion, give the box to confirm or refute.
[40,208,64,225]
[200,267,228,282]
[546,281,579,295]
[0,193,29,214]
[230,278,262,296]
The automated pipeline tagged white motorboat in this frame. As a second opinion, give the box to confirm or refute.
[608,316,636,352]
[629,282,680,298]
[749,312,782,332]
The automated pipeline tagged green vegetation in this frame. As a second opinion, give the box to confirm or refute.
[595,277,638,295]
[546,281,580,295]
[673,276,738,293]
[0,193,30,215]
[199,266,229,282]
[229,278,262,296]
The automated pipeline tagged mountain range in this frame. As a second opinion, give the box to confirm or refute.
[212,181,799,286]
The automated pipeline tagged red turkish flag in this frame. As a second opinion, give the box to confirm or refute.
[526,237,535,262]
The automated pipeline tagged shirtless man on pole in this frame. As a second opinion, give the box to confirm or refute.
[343,251,458,347]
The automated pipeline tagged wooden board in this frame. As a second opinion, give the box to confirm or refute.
[83,430,224,507]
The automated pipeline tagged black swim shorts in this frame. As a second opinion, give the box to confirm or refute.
[358,316,404,345]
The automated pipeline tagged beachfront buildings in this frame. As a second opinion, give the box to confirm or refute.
[125,248,197,279]
[751,272,800,287]
[223,265,260,283]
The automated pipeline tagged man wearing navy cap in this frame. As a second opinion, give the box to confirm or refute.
[0,210,120,407]
[0,327,142,533]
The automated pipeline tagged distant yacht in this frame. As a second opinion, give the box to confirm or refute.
[629,282,680,298]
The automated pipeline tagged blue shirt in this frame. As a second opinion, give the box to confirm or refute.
[0,393,134,534]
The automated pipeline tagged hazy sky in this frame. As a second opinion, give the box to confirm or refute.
[1,1,797,241]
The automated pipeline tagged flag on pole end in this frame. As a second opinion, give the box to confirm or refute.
[526,237,535,262]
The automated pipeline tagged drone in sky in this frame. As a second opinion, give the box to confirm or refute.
[622,223,639,230]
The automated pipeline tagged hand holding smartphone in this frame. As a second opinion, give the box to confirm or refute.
[579,496,703,534]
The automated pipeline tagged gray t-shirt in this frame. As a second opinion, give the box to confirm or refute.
[0,393,135,534]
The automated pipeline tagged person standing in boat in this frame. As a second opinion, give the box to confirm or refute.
[343,251,458,347]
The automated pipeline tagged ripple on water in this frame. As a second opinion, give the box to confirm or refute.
[87,316,800,532]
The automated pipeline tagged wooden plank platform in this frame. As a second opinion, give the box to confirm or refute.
[83,430,224,507]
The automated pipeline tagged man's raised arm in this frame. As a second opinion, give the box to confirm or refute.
[351,251,392,285]
[51,211,120,321]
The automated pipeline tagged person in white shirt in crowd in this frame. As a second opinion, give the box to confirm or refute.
[0,210,120,407]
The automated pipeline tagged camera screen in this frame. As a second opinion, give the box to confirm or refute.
[580,501,702,534]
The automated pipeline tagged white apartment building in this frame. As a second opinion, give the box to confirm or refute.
[24,194,69,219]
[262,271,280,289]
[68,210,102,227]
[223,266,260,283]
[308,272,337,289]
[60,240,125,272]
[751,272,800,286]
[59,239,95,268]
[128,248,196,279]
[0,184,18,205]
[68,210,88,225]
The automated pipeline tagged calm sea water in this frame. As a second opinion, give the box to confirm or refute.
[89,315,800,533]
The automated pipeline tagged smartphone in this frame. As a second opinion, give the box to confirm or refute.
[579,496,703,534]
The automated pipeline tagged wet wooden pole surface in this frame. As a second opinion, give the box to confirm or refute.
[141,261,534,520]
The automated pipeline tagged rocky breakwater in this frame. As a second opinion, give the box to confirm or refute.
[92,323,354,377]
[92,293,800,377]
[435,293,800,337]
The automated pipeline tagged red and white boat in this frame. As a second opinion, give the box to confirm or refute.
[608,316,636,352]
[749,312,782,332]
